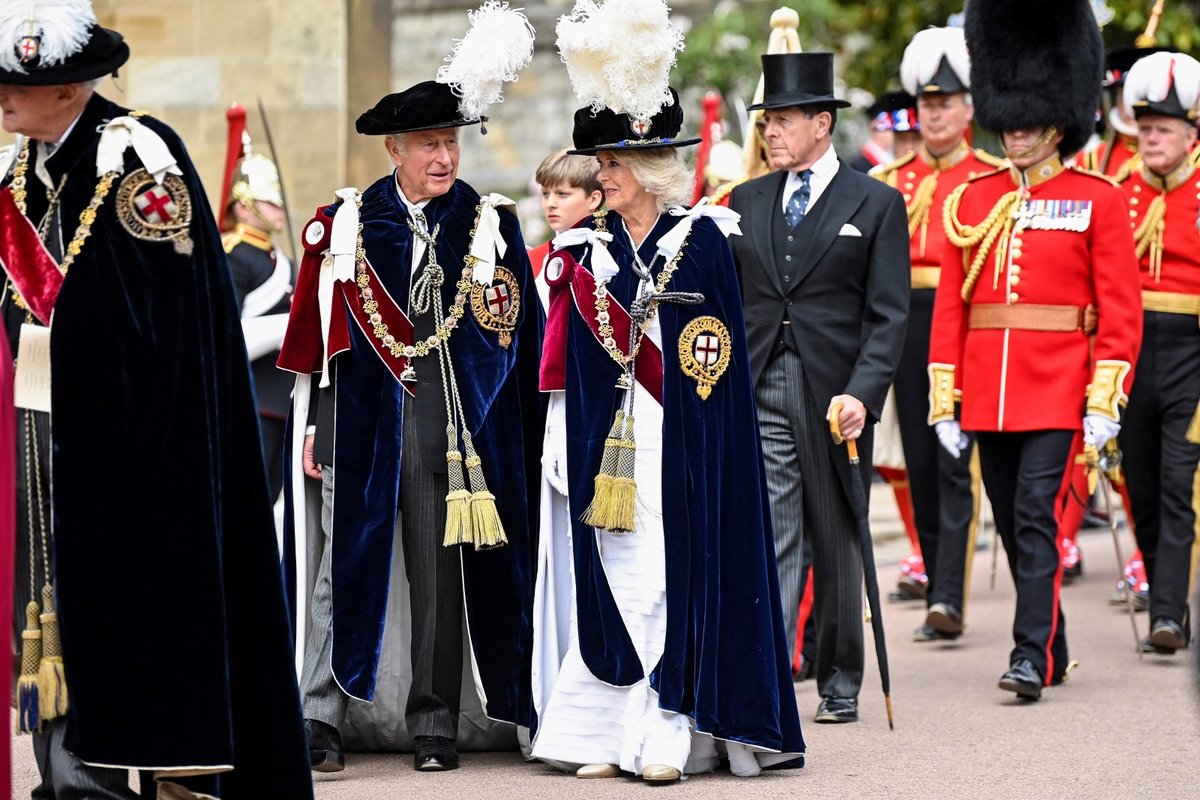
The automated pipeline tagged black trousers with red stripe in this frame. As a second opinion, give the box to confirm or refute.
[976,429,1074,683]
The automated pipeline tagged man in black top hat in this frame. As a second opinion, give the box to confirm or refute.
[279,79,540,773]
[0,2,312,798]
[728,51,910,724]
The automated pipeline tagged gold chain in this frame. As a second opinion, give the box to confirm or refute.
[591,211,690,368]
[355,198,483,362]
[7,137,119,308]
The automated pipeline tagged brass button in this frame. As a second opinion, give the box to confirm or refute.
[1130,197,1139,205]
[1011,237,1023,248]
[1011,248,1023,259]
[906,171,916,179]
[1133,185,1142,193]
[1009,292,1020,303]
[904,194,912,201]
[968,171,977,178]
[904,182,914,190]
[1010,274,1020,286]
[1010,265,1022,275]
[1129,209,1138,218]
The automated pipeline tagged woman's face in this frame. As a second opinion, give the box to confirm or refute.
[595,151,643,215]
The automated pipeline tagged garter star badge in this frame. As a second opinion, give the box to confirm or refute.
[116,169,194,255]
[470,266,520,348]
[679,316,731,400]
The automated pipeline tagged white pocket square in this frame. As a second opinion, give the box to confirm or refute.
[838,223,862,237]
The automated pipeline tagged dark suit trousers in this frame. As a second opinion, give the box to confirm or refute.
[976,430,1072,683]
[301,396,463,740]
[758,349,864,700]
[1122,311,1200,628]
[894,289,976,610]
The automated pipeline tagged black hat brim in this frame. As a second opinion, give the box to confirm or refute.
[747,95,852,111]
[0,27,128,86]
[567,137,701,156]
[355,81,483,136]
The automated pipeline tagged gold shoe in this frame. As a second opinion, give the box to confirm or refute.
[576,763,620,779]
[641,764,681,782]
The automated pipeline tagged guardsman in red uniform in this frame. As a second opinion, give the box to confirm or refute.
[874,26,1005,643]
[1082,46,1173,180]
[1117,51,1200,654]
[929,0,1143,700]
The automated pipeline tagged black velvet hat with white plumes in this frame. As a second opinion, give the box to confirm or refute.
[966,0,1103,157]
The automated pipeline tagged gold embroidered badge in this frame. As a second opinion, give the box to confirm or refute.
[679,316,731,400]
[470,266,520,348]
[115,169,194,255]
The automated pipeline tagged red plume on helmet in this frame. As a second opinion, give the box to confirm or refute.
[218,103,248,231]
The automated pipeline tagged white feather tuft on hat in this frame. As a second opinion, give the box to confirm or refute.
[900,26,970,96]
[437,1,535,120]
[0,0,96,75]
[1121,51,1200,119]
[556,0,684,126]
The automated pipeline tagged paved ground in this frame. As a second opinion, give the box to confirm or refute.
[11,489,1200,798]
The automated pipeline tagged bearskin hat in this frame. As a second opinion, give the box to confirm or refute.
[965,0,1103,156]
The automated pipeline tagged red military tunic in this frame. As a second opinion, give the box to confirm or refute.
[929,155,1143,432]
[1082,133,1141,181]
[874,141,1007,288]
[1122,154,1200,300]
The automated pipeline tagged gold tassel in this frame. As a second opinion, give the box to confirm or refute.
[444,436,473,546]
[585,412,638,533]
[462,431,507,550]
[16,601,43,733]
[37,584,68,721]
[1186,399,1200,445]
[583,410,625,530]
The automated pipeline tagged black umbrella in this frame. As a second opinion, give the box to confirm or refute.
[830,404,894,730]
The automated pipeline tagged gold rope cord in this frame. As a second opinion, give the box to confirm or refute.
[907,174,939,257]
[1132,192,1167,282]
[943,183,1022,302]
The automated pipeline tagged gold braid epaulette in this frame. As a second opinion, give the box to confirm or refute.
[1111,154,1142,184]
[942,180,1021,303]
[709,178,745,206]
[907,174,938,237]
[869,150,915,188]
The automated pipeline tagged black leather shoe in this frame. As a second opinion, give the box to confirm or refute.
[1148,618,1187,654]
[413,735,459,771]
[925,602,963,635]
[998,659,1043,700]
[305,719,345,773]
[814,696,858,723]
[912,624,960,642]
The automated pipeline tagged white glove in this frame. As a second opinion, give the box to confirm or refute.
[934,420,969,459]
[542,393,568,496]
[1083,414,1121,450]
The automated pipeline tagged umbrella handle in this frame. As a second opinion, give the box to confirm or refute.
[827,401,860,461]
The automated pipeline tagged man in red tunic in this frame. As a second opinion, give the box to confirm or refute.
[929,0,1143,699]
[1116,51,1200,654]
[873,26,1005,643]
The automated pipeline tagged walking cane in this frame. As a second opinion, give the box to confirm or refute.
[1084,441,1142,657]
[829,403,895,730]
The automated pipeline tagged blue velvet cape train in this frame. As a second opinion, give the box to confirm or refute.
[281,176,541,726]
[551,212,805,755]
[10,93,312,799]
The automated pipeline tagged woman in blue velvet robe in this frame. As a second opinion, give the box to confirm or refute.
[531,97,805,782]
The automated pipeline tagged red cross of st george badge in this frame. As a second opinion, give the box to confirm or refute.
[485,283,511,315]
[694,335,720,366]
[18,36,39,63]
[135,186,178,224]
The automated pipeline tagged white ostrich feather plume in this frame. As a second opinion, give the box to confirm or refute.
[1122,51,1200,119]
[437,2,535,119]
[556,0,684,124]
[900,26,970,96]
[0,0,95,74]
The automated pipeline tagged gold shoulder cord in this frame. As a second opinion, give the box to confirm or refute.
[1133,191,1167,281]
[942,182,1021,302]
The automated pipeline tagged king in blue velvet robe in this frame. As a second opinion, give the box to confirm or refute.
[1,92,312,799]
[541,210,806,758]
[279,175,541,728]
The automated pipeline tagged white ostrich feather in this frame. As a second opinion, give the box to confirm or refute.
[0,0,95,75]
[900,26,970,96]
[556,0,684,124]
[436,2,535,119]
[1122,51,1200,119]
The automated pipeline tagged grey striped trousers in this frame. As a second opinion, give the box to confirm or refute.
[756,350,865,700]
[300,398,462,740]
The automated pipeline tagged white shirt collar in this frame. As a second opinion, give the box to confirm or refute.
[394,174,430,216]
[781,144,840,215]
